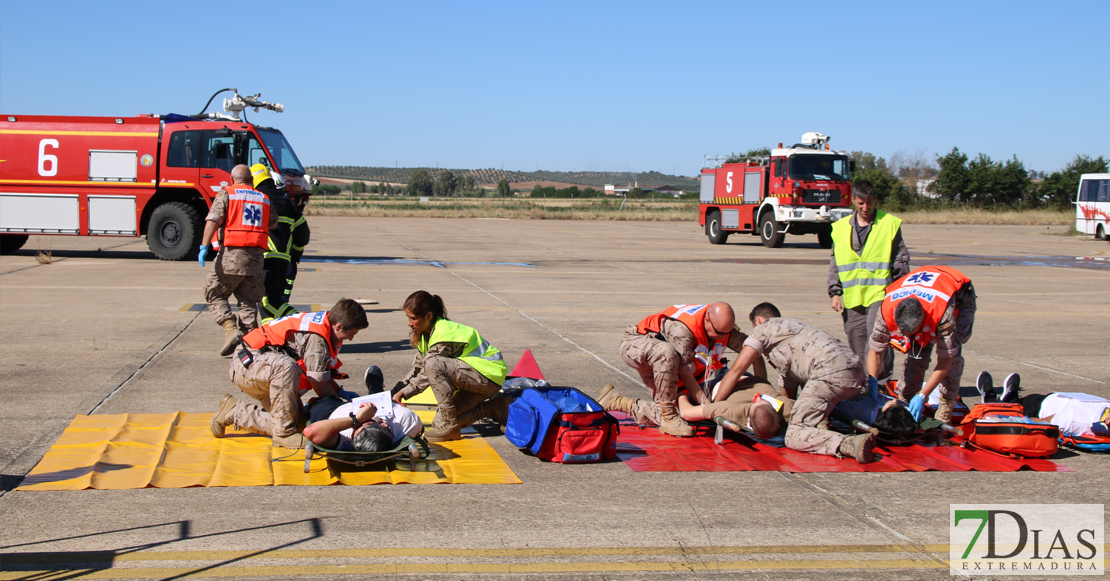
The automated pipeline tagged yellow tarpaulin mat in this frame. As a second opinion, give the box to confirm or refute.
[18,412,520,490]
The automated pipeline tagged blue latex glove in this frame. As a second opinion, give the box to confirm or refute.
[907,394,925,421]
[867,376,881,403]
[197,245,208,267]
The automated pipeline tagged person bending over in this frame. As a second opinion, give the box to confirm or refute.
[393,291,509,441]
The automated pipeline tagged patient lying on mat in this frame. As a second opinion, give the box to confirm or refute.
[677,375,793,439]
[835,392,919,440]
[302,395,424,452]
[978,372,1110,438]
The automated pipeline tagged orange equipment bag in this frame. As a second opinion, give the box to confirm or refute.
[959,403,1059,459]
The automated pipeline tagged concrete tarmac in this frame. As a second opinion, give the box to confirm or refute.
[1,218,1107,580]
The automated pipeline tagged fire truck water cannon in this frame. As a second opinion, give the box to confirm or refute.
[223,93,284,119]
[698,131,855,249]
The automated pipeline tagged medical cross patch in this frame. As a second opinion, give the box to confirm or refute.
[242,203,263,226]
[904,271,938,287]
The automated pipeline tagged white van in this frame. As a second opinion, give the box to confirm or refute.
[1075,173,1110,239]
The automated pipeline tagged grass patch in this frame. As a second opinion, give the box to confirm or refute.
[303,196,1076,225]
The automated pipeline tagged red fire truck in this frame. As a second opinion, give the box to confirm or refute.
[699,132,856,248]
[0,90,313,259]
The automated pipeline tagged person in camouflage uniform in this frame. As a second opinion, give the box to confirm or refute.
[200,164,278,355]
[606,303,747,437]
[210,299,368,448]
[712,302,877,463]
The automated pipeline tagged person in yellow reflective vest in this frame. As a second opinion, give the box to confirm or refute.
[393,290,509,441]
[827,181,910,388]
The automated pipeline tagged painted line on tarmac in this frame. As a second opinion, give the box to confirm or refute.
[1,544,955,562]
[0,559,949,579]
[965,349,1107,385]
[375,228,646,389]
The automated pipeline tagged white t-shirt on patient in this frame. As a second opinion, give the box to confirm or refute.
[328,402,423,445]
[1038,393,1110,437]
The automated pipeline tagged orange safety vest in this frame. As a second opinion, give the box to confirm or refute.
[636,304,727,381]
[880,265,971,352]
[221,185,271,248]
[242,311,342,396]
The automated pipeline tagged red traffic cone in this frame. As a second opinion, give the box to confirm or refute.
[508,349,545,381]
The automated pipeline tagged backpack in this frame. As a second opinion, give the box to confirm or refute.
[505,387,619,463]
[959,403,1059,459]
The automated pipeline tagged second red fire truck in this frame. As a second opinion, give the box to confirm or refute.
[699,132,855,248]
[0,90,313,259]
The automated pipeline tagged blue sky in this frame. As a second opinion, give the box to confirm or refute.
[2,1,1106,176]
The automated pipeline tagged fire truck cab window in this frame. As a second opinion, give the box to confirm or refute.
[257,128,306,175]
[201,130,236,173]
[245,135,270,169]
[788,155,851,181]
[166,130,201,168]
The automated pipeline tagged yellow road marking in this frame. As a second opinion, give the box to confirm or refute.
[0,560,950,579]
[3,544,952,563]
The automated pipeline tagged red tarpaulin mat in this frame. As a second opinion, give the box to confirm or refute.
[611,415,1072,473]
[508,349,545,381]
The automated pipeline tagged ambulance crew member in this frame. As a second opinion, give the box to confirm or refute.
[199,164,279,356]
[607,303,748,437]
[392,291,510,442]
[867,265,977,423]
[827,180,910,387]
[209,298,368,448]
[251,164,310,323]
[714,303,877,463]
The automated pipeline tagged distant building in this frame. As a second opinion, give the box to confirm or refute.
[603,183,685,197]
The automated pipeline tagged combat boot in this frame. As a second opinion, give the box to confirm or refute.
[935,398,955,424]
[488,395,510,429]
[658,402,694,437]
[598,384,636,415]
[272,432,304,449]
[838,433,876,464]
[210,395,238,438]
[427,405,462,442]
[219,319,242,357]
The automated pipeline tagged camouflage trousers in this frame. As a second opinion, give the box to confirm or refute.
[618,328,680,405]
[228,351,304,440]
[418,356,499,429]
[842,302,893,383]
[896,341,964,405]
[204,270,263,330]
[784,367,865,458]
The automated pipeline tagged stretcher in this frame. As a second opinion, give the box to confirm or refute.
[303,435,430,473]
[1059,434,1110,452]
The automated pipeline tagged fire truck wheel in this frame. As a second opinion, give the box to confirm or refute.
[759,213,784,248]
[817,226,833,249]
[147,202,202,261]
[0,234,29,255]
[707,211,729,244]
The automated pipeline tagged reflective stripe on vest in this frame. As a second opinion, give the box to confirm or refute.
[242,311,340,395]
[265,216,296,261]
[223,186,271,248]
[635,304,726,381]
[418,318,507,386]
[832,210,901,309]
[880,265,970,351]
